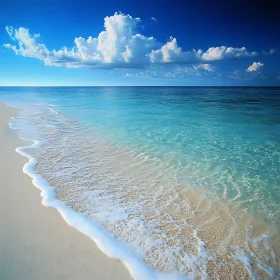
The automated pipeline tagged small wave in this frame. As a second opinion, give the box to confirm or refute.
[14,139,188,280]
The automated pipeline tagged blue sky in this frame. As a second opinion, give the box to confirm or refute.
[0,0,279,86]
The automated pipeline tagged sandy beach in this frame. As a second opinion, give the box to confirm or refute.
[0,103,132,280]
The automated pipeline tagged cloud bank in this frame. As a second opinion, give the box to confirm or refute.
[4,12,259,69]
[125,63,217,80]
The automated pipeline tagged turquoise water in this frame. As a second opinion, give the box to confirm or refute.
[1,87,280,278]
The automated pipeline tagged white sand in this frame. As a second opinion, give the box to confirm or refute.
[0,103,132,280]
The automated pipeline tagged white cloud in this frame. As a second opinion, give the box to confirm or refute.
[175,64,216,76]
[201,46,258,61]
[4,12,260,69]
[149,40,257,64]
[5,13,159,68]
[194,63,214,72]
[5,26,15,40]
[246,62,264,72]
[149,37,202,63]
[125,63,216,79]
[151,17,157,22]
[4,26,49,61]
[262,49,276,55]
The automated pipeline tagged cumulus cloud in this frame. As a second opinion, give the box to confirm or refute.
[3,26,49,59]
[149,39,257,64]
[262,49,276,55]
[4,12,260,69]
[246,62,264,72]
[149,37,202,63]
[4,13,159,68]
[201,46,258,61]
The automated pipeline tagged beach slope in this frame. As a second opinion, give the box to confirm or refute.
[0,103,132,280]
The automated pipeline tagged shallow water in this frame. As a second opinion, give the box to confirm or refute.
[1,86,280,279]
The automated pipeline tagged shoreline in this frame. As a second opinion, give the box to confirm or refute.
[0,103,132,280]
[1,98,279,279]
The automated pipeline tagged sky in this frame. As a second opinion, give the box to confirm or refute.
[0,0,280,86]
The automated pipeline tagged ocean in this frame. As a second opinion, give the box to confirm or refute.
[1,86,280,279]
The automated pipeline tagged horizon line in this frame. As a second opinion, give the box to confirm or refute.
[1,85,280,88]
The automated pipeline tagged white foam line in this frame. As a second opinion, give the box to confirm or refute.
[15,138,188,280]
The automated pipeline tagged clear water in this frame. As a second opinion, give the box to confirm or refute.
[1,86,280,279]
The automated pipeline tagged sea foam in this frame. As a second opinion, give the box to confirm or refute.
[13,135,188,280]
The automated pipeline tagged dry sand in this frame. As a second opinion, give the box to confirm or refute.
[0,103,132,280]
